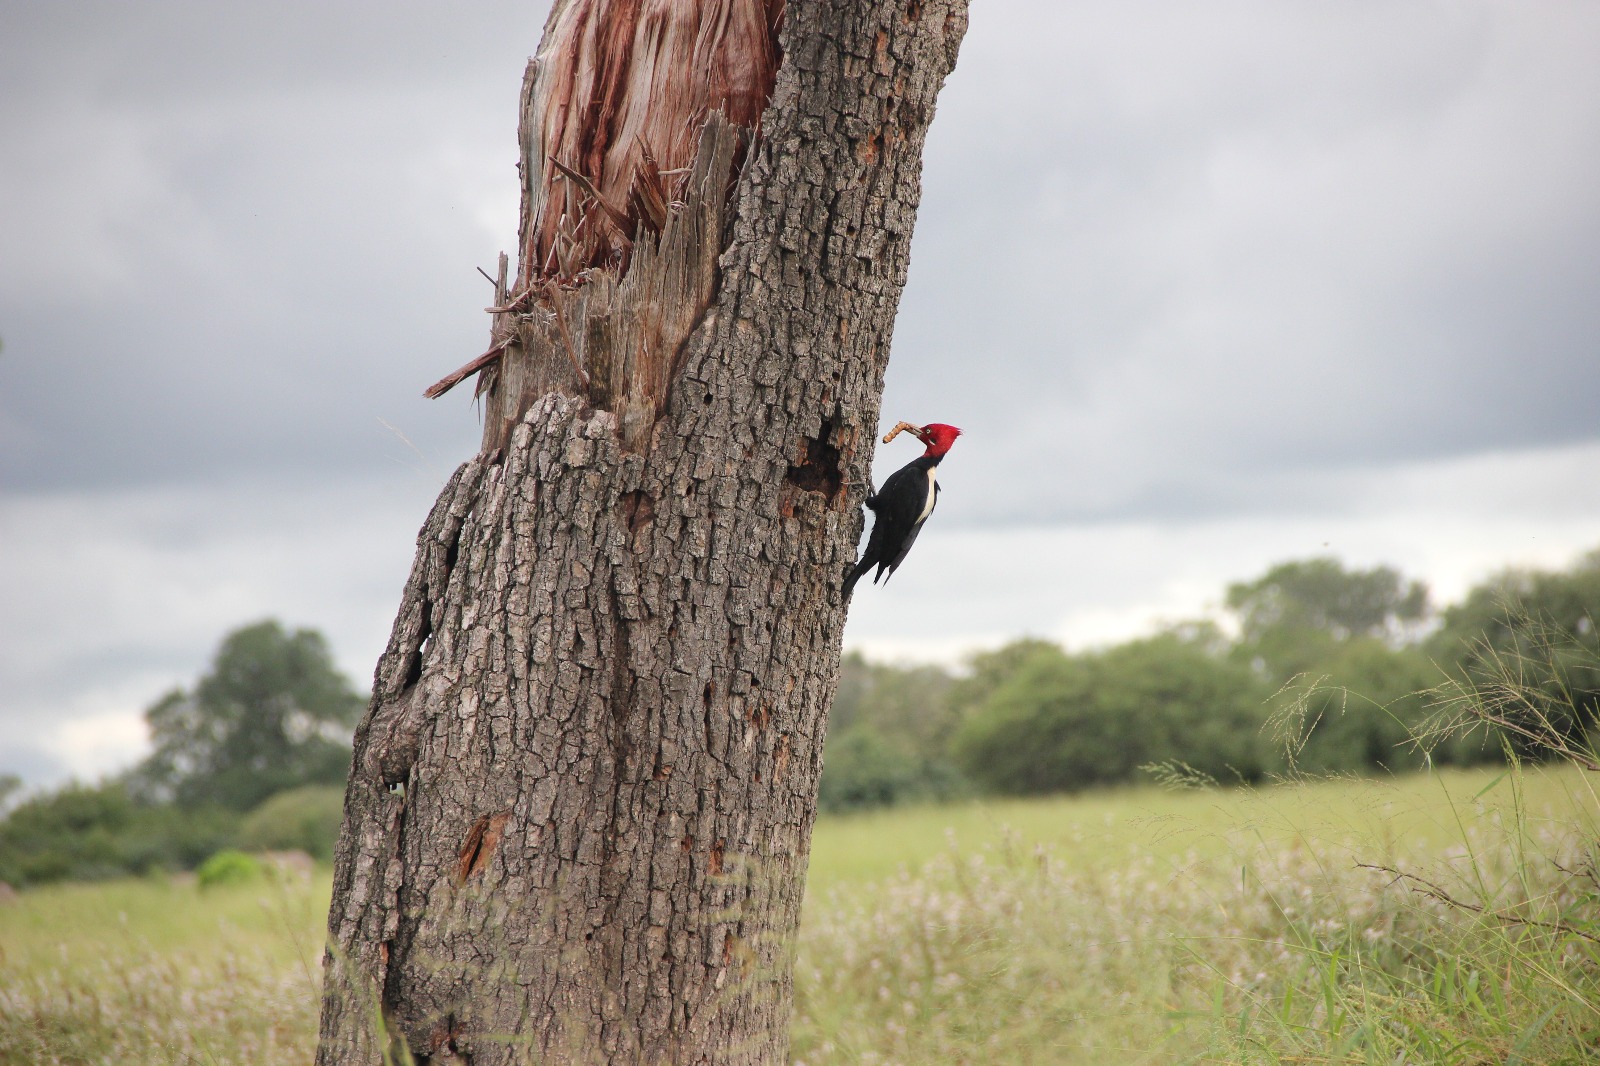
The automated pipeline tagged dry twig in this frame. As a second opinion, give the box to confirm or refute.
[1358,862,1600,943]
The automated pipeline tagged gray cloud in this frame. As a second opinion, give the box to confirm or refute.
[5,1,1597,507]
[0,1,534,490]
[3,0,1600,786]
[885,0,1600,524]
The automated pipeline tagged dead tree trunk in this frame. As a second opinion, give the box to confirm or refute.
[317,2,967,1063]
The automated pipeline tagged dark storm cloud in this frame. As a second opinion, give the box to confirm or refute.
[883,0,1600,525]
[0,0,542,490]
[4,1,1600,787]
[4,1,1598,514]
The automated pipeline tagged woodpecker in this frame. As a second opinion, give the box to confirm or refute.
[843,421,962,597]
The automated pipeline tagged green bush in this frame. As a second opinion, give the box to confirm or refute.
[830,654,960,762]
[237,785,344,860]
[1428,554,1600,759]
[0,783,238,887]
[952,633,1271,794]
[818,726,964,813]
[196,849,262,889]
[1269,640,1460,774]
[820,652,969,813]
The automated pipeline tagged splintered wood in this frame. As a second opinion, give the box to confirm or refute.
[483,114,744,451]
[441,0,786,454]
[520,0,785,286]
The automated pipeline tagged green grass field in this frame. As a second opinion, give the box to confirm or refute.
[2,767,1596,1064]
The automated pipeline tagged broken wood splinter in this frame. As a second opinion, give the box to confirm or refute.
[549,156,633,230]
[425,336,516,399]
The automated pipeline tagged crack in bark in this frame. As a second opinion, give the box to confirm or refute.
[619,489,656,535]
[378,777,415,1052]
[402,606,432,689]
[456,812,512,885]
[592,565,644,1051]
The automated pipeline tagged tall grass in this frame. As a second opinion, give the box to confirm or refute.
[790,767,1596,1065]
[0,868,326,1065]
[2,769,1590,1064]
[3,618,1595,1063]
[792,612,1600,1065]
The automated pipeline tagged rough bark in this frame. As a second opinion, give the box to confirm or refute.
[318,2,967,1063]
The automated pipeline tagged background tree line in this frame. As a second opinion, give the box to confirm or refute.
[0,621,361,886]
[4,550,1599,884]
[820,549,1600,812]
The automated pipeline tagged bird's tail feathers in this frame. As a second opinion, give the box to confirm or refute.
[842,560,870,598]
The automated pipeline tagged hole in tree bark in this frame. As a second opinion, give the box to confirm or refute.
[619,490,656,533]
[783,416,844,500]
[432,1013,464,1058]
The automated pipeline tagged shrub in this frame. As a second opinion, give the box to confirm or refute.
[237,785,344,861]
[817,726,964,813]
[952,633,1270,794]
[1267,639,1472,774]
[196,849,262,889]
[0,783,238,887]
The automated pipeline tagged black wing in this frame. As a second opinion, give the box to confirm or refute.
[881,479,937,582]
[843,459,930,596]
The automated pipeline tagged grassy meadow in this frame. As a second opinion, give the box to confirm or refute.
[1,766,1596,1064]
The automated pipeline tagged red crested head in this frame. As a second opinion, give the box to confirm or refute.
[913,422,962,458]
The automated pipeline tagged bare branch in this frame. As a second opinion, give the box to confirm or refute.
[1358,862,1600,944]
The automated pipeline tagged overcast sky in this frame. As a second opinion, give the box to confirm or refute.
[4,0,1599,788]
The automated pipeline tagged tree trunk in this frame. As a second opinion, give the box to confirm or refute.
[317,2,967,1063]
